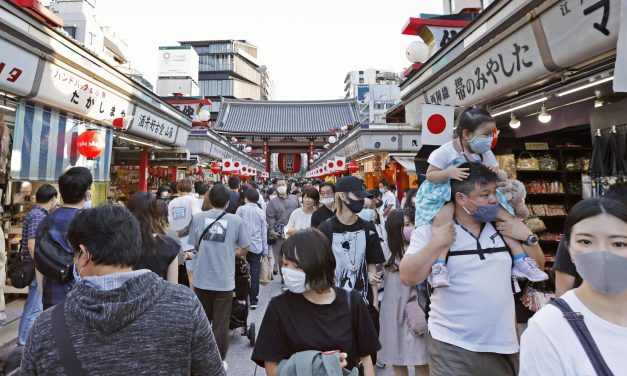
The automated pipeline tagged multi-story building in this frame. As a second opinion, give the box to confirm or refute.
[344,69,402,123]
[179,40,262,100]
[47,0,152,90]
[259,65,274,101]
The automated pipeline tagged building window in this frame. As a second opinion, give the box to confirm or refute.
[358,70,364,74]
[63,26,77,38]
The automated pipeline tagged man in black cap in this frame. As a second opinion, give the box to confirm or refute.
[317,176,385,365]
[317,175,385,309]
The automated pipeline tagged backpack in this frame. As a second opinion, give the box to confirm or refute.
[416,221,515,320]
[34,211,75,283]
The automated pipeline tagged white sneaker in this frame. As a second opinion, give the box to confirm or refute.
[430,264,451,288]
[223,361,228,372]
[513,257,549,282]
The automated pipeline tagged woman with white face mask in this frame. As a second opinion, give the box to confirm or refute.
[520,198,627,376]
[252,228,380,376]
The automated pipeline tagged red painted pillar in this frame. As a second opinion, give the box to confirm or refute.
[139,147,148,192]
[169,166,178,183]
[263,140,271,173]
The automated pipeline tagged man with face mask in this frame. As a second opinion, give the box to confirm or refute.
[311,182,336,228]
[400,163,544,375]
[35,167,93,310]
[317,176,386,364]
[266,178,300,279]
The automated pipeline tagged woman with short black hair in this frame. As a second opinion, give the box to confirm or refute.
[252,228,380,376]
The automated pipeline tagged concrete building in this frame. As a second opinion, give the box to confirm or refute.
[155,46,200,97]
[47,0,152,90]
[344,69,402,123]
[259,65,274,100]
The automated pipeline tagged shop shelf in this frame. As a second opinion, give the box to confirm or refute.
[526,193,566,196]
[516,169,563,173]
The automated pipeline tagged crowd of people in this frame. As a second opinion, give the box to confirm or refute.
[6,108,626,376]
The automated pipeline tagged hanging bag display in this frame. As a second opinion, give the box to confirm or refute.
[538,154,559,171]
[516,152,540,171]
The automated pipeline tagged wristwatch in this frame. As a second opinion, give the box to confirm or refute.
[523,233,539,247]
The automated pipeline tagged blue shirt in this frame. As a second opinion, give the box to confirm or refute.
[36,207,79,307]
[21,205,48,260]
[235,203,268,254]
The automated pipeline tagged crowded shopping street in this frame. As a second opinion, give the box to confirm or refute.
[0,0,626,375]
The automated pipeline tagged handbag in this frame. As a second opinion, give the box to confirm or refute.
[404,286,428,335]
[520,283,554,312]
[538,154,559,171]
[516,152,540,171]
[259,256,272,285]
[524,216,546,233]
[8,251,35,289]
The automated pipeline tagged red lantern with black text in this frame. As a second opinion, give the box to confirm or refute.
[278,154,302,174]
[210,162,221,174]
[77,130,105,159]
[347,161,360,174]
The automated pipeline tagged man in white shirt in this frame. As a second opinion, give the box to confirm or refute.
[168,179,201,285]
[400,162,544,375]
[378,179,396,222]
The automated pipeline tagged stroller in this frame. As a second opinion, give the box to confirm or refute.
[230,256,256,346]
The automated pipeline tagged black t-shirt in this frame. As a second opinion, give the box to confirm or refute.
[317,217,386,307]
[554,239,582,287]
[311,206,335,228]
[251,288,381,369]
[133,235,180,279]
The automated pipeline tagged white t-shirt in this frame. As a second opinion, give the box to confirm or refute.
[520,290,627,376]
[285,208,313,235]
[406,224,518,354]
[168,195,200,251]
[428,140,499,170]
[381,190,396,220]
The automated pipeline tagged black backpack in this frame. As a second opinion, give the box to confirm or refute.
[34,213,75,283]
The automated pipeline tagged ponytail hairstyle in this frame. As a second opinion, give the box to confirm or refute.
[455,106,495,139]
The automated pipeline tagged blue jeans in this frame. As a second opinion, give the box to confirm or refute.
[246,252,262,304]
[18,278,42,346]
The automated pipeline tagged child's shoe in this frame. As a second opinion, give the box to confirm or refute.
[513,257,549,282]
[429,263,451,287]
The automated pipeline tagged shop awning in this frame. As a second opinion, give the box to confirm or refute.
[10,101,113,182]
[390,154,416,174]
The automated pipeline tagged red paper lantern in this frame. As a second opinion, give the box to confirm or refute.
[210,162,221,174]
[76,130,105,159]
[347,161,360,173]
[277,153,302,174]
[491,128,499,150]
[148,167,155,175]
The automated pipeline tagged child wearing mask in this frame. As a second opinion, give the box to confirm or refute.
[416,107,547,287]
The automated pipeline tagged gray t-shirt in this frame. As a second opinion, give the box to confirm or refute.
[188,209,251,291]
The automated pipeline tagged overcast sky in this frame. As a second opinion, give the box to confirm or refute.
[90,0,443,100]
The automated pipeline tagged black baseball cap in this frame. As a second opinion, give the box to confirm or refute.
[336,176,372,198]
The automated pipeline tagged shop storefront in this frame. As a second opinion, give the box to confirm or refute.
[308,124,421,199]
[395,0,626,316]
[0,0,195,290]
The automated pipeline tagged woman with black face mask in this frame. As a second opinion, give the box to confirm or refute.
[317,176,386,367]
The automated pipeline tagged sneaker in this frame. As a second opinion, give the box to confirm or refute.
[375,360,386,368]
[0,311,6,326]
[222,361,228,372]
[513,257,549,282]
[430,264,451,288]
[251,303,258,310]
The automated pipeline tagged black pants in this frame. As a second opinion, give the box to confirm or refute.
[194,289,233,360]
[246,252,261,304]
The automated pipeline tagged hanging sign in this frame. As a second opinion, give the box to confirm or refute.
[0,39,40,96]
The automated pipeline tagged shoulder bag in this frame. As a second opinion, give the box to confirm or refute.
[34,212,75,283]
[8,247,35,289]
[550,298,614,376]
[196,212,228,248]
[52,300,86,376]
[404,285,428,335]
